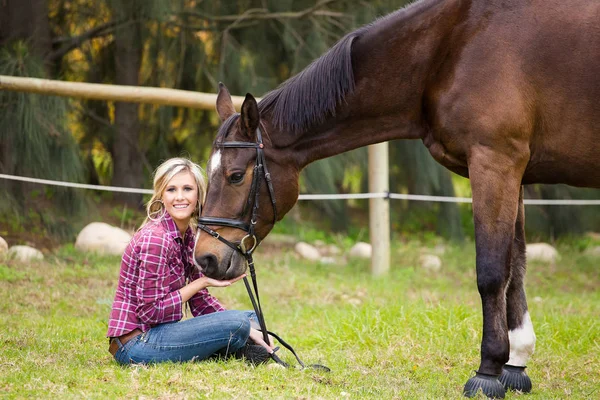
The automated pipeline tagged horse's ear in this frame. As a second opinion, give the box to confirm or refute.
[216,82,236,122]
[240,93,259,139]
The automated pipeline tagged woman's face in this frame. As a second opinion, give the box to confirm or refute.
[161,170,199,233]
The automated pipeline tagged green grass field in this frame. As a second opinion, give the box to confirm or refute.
[1,237,598,399]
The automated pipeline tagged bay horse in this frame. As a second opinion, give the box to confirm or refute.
[194,0,600,397]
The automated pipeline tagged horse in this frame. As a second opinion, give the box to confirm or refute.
[193,0,600,397]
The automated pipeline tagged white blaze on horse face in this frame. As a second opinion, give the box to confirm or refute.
[209,150,222,180]
[508,311,536,367]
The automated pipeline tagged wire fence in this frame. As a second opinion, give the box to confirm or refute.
[2,173,600,205]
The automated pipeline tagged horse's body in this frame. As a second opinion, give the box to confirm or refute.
[195,0,600,397]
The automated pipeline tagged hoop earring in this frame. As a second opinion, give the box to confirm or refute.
[147,199,166,222]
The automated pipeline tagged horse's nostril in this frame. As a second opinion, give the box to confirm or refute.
[196,253,218,278]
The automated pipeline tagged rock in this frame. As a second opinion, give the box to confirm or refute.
[585,232,600,241]
[349,242,372,259]
[320,256,336,264]
[262,233,297,247]
[432,244,447,255]
[420,254,442,271]
[0,236,7,254]
[341,293,362,306]
[585,246,600,257]
[8,245,44,261]
[294,242,321,261]
[526,243,559,263]
[320,244,342,256]
[347,298,362,306]
[75,222,132,255]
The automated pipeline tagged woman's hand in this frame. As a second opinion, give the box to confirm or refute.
[201,274,246,288]
[248,327,275,353]
[180,274,246,303]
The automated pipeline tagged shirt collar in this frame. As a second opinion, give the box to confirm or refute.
[161,212,193,243]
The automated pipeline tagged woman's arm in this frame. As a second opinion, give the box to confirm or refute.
[135,233,184,324]
[179,274,246,303]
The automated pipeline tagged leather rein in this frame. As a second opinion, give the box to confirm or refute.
[197,126,329,371]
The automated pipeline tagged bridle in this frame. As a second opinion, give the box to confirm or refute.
[197,124,277,259]
[196,124,329,371]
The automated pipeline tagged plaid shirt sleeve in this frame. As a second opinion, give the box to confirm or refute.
[135,231,183,324]
[184,241,226,316]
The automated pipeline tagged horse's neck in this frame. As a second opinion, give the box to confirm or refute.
[283,0,467,168]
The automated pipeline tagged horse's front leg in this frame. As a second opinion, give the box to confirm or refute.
[463,148,528,399]
[499,186,535,393]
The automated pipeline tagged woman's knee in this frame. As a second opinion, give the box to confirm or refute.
[228,311,251,335]
[223,311,251,348]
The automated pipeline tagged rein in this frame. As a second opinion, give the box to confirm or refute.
[197,127,330,372]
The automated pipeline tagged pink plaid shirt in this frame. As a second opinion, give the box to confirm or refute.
[107,214,225,337]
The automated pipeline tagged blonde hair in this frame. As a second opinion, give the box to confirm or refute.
[142,157,206,230]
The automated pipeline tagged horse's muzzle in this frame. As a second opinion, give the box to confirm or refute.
[195,250,246,280]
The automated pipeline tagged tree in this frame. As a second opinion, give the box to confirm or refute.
[0,1,87,243]
[4,0,592,242]
[110,1,144,206]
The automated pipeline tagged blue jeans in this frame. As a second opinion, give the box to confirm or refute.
[113,310,256,365]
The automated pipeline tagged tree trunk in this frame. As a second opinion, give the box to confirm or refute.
[112,17,143,206]
[0,0,52,66]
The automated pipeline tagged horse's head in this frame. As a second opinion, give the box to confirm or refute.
[194,83,300,280]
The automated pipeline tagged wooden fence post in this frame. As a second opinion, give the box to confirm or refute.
[368,142,390,276]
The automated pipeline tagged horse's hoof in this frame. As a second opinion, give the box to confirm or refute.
[499,365,532,393]
[463,371,506,398]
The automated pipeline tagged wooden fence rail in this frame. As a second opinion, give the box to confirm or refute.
[0,74,390,275]
[0,75,247,109]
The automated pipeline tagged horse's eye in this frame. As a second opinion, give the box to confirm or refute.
[228,172,245,185]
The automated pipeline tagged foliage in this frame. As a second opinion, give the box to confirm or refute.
[1,239,598,398]
[1,0,598,240]
[0,42,88,240]
[524,185,600,240]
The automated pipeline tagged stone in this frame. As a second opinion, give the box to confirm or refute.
[0,236,7,254]
[294,242,321,261]
[320,244,342,256]
[262,233,297,247]
[7,245,44,261]
[420,254,442,271]
[432,244,447,255]
[347,298,362,306]
[349,242,372,259]
[320,256,336,264]
[585,246,600,257]
[75,222,132,256]
[585,232,600,241]
[526,243,559,263]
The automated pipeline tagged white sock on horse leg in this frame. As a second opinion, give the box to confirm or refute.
[507,311,536,366]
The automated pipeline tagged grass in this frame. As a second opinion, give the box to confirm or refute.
[0,238,598,399]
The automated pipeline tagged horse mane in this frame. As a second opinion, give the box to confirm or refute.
[257,0,440,135]
[258,33,359,135]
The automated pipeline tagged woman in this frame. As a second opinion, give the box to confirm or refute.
[107,157,273,365]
